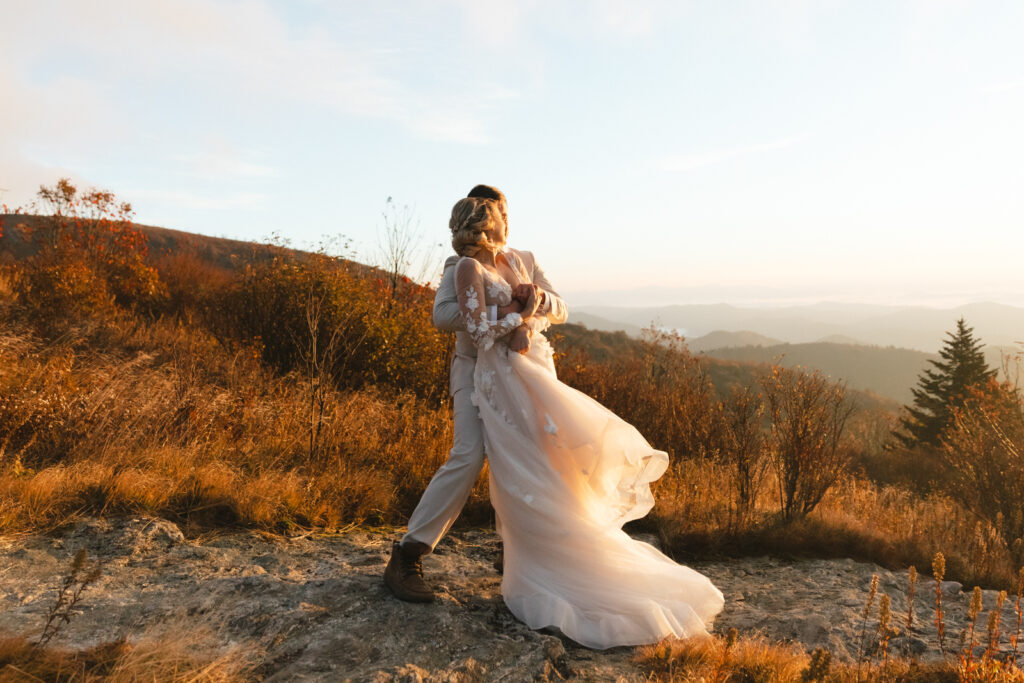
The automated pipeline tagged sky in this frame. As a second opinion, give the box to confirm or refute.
[2,0,1023,308]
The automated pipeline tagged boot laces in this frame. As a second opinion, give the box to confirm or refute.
[402,554,425,579]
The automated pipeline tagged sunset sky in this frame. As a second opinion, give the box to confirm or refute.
[2,1,1023,307]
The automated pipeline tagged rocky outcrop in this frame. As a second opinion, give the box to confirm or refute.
[1,517,1020,680]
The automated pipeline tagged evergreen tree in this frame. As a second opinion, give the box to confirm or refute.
[898,317,996,447]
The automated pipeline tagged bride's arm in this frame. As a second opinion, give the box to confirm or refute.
[455,258,523,351]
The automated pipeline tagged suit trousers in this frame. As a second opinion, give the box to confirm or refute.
[403,385,486,550]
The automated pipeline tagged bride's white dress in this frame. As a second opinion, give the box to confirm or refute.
[455,254,724,650]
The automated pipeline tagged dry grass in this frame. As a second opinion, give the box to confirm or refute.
[0,317,487,535]
[650,458,1022,592]
[636,558,1024,682]
[634,631,976,682]
[0,623,249,682]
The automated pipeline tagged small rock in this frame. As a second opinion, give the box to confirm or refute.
[794,614,831,642]
[892,635,930,655]
[940,580,963,597]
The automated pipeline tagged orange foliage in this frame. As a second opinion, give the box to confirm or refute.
[12,179,164,326]
[209,250,452,403]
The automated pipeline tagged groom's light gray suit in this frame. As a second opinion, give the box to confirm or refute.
[403,248,569,549]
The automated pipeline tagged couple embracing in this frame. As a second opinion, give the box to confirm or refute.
[384,184,724,650]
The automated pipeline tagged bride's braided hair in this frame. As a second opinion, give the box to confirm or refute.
[449,196,504,257]
[468,184,508,235]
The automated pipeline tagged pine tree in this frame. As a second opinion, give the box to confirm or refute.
[898,317,996,447]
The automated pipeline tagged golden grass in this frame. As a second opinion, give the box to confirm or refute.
[0,624,250,682]
[650,460,1022,592]
[0,317,487,535]
[634,632,977,682]
[636,559,1024,682]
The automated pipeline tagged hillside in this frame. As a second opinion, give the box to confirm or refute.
[1,214,258,268]
[552,323,900,413]
[699,342,935,404]
[0,213,389,281]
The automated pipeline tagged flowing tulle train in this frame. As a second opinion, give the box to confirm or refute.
[471,332,724,649]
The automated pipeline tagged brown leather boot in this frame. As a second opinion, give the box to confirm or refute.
[384,540,435,603]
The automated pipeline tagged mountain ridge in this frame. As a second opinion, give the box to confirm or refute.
[575,302,1024,352]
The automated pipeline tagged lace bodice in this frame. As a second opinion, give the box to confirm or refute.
[455,256,522,351]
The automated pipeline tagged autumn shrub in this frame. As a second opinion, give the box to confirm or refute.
[209,252,451,403]
[557,330,862,531]
[719,384,769,526]
[759,364,856,520]
[940,380,1024,565]
[9,179,164,329]
[148,246,234,322]
[555,328,725,461]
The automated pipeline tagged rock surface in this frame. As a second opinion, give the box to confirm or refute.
[1,517,1021,681]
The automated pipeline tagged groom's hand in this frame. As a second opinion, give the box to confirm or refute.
[514,284,541,320]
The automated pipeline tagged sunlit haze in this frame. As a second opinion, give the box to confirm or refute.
[3,1,1023,307]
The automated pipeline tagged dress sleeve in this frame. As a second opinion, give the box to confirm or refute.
[455,258,523,351]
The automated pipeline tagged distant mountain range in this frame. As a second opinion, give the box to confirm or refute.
[686,330,784,352]
[574,302,1024,353]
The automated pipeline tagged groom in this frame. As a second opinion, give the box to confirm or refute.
[384,184,569,602]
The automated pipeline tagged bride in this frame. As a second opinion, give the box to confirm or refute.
[447,195,724,649]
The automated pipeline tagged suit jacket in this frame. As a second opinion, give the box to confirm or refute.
[434,248,569,394]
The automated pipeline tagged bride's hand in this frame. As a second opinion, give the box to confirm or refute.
[508,325,531,354]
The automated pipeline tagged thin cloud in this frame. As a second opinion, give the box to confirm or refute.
[3,1,511,145]
[660,133,812,173]
[173,146,279,181]
[980,78,1024,94]
[127,189,270,212]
